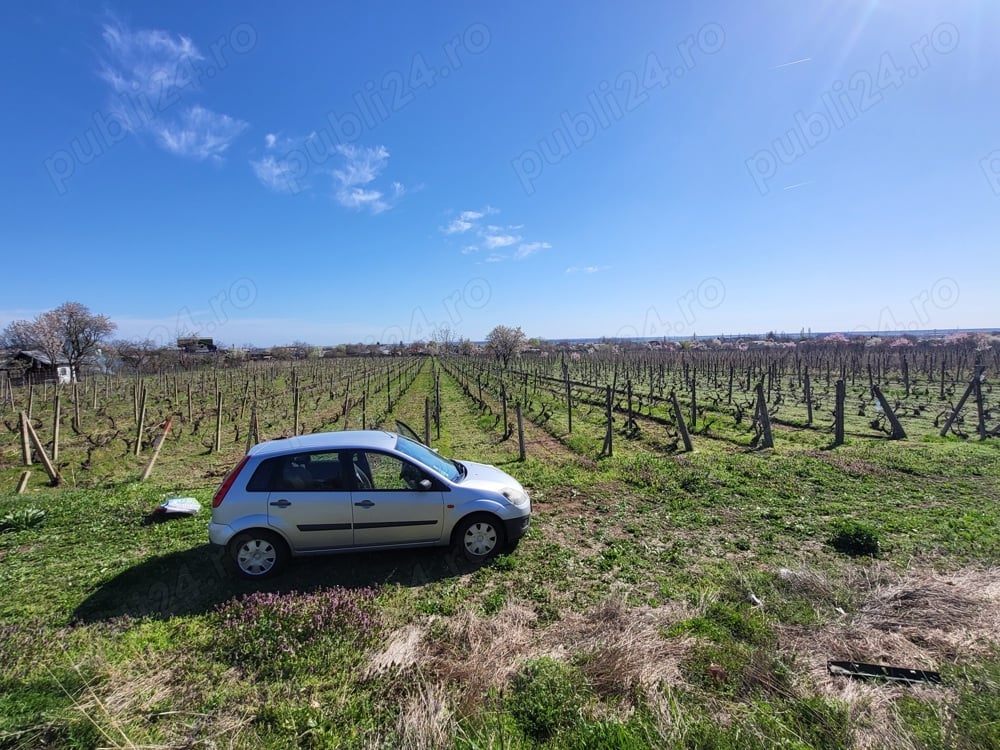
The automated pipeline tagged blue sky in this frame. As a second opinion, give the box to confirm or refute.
[1,0,997,347]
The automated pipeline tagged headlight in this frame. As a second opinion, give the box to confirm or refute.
[500,487,529,507]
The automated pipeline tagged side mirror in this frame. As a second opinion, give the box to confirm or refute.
[419,479,433,491]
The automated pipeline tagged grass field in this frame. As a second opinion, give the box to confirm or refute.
[1,355,998,748]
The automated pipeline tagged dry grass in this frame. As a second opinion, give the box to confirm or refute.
[50,650,254,749]
[781,565,1000,673]
[416,603,539,713]
[364,565,1000,749]
[394,679,454,750]
[368,595,695,712]
[542,595,694,700]
[780,565,1000,750]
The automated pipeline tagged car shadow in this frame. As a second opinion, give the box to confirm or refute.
[72,544,488,624]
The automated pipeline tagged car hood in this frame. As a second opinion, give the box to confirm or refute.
[456,460,525,493]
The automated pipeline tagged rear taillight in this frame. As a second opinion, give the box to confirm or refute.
[212,456,251,508]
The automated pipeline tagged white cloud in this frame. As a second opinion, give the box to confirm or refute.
[483,233,520,250]
[445,218,475,234]
[249,135,404,209]
[442,206,548,260]
[100,20,202,107]
[333,144,389,187]
[251,155,299,193]
[566,265,611,274]
[441,206,496,235]
[156,105,248,160]
[331,144,398,213]
[337,186,387,213]
[515,241,551,259]
[98,18,247,160]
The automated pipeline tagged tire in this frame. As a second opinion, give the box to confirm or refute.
[226,530,288,579]
[503,536,522,554]
[453,514,505,562]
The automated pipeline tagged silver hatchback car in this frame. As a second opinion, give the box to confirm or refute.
[209,430,531,578]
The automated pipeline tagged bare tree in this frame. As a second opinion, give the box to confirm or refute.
[485,325,526,367]
[432,324,458,354]
[2,302,116,379]
[109,338,160,374]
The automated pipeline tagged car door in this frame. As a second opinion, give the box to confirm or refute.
[265,451,354,551]
[350,450,444,546]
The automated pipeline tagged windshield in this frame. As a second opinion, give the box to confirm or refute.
[394,435,462,482]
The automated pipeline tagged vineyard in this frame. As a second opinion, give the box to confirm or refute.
[444,340,1000,459]
[2,340,998,492]
[1,357,427,490]
[0,340,999,749]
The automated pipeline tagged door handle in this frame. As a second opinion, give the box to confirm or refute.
[354,499,375,508]
[269,498,292,508]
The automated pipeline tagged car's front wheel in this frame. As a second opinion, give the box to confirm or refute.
[453,514,505,562]
[227,530,288,579]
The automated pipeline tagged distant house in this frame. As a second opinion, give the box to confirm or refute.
[177,337,217,354]
[0,350,74,384]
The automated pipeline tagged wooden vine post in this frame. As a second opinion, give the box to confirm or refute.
[52,393,61,463]
[21,412,60,485]
[563,361,573,433]
[871,385,906,439]
[940,365,986,438]
[435,370,441,440]
[626,379,634,432]
[72,382,80,431]
[500,381,509,439]
[141,417,173,482]
[754,382,774,449]
[975,369,987,440]
[670,390,693,452]
[516,403,526,461]
[246,402,260,453]
[600,385,613,457]
[833,379,846,447]
[690,374,697,428]
[20,410,32,466]
[293,385,300,435]
[804,368,813,426]
[134,386,147,456]
[214,391,223,453]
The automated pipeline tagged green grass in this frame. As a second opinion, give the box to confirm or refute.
[1,356,999,747]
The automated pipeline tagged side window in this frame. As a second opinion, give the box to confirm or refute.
[247,457,279,492]
[271,452,346,492]
[357,452,424,491]
[306,452,346,491]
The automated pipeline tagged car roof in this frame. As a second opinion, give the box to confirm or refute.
[247,430,399,457]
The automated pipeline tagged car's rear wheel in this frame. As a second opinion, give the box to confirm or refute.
[227,530,288,579]
[453,514,505,562]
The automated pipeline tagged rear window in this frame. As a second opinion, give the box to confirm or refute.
[247,452,348,492]
[246,458,279,492]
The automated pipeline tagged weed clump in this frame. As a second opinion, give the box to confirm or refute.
[827,519,881,557]
[0,507,46,532]
[505,656,588,740]
[213,587,381,677]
